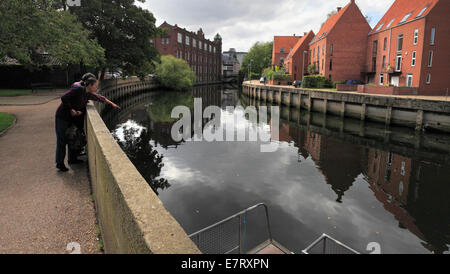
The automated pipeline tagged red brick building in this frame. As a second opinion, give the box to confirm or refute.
[308,0,371,82]
[153,22,222,84]
[284,31,315,81]
[365,0,450,95]
[272,35,302,68]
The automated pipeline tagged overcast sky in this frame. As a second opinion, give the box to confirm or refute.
[137,0,395,53]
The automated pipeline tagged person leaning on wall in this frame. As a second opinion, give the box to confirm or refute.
[54,73,121,172]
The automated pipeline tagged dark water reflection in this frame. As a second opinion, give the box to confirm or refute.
[102,85,450,254]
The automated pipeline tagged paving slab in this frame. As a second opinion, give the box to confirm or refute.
[0,98,100,254]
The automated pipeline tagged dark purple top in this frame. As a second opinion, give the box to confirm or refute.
[55,82,106,123]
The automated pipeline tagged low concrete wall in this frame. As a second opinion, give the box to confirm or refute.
[336,84,358,92]
[86,79,201,254]
[243,81,450,133]
[357,85,419,95]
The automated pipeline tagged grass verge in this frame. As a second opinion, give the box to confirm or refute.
[0,113,15,133]
[0,89,33,97]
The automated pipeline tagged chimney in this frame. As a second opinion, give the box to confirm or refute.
[337,7,342,12]
[304,32,307,36]
[350,0,355,4]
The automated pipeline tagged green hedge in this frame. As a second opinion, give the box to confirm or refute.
[301,75,332,88]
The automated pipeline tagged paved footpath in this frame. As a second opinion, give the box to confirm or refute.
[0,94,101,254]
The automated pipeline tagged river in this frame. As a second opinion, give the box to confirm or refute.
[101,85,450,254]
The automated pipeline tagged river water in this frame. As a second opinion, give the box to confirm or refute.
[101,85,450,254]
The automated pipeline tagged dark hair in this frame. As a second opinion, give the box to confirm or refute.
[80,73,97,86]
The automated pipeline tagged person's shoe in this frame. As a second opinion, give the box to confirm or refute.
[68,159,84,165]
[56,163,69,172]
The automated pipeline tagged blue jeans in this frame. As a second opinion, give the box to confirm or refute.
[55,117,74,165]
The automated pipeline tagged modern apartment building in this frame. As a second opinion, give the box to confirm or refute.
[284,31,315,81]
[272,35,303,68]
[308,0,371,82]
[366,0,449,95]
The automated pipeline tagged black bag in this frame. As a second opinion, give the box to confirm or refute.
[65,125,87,151]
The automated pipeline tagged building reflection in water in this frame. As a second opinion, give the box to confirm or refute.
[104,86,449,254]
[270,109,450,254]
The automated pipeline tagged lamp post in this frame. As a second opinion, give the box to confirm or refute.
[302,50,308,81]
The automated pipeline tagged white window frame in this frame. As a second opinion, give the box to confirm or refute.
[186,36,190,46]
[411,51,416,66]
[395,54,402,72]
[193,39,196,48]
[413,29,418,45]
[428,50,433,67]
[178,33,183,43]
[430,27,435,45]
[397,34,403,51]
[379,73,384,85]
[406,73,413,87]
[426,73,431,84]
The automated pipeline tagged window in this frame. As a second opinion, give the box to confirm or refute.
[280,48,285,53]
[330,44,333,56]
[321,59,324,70]
[417,6,428,17]
[329,59,333,71]
[199,41,202,50]
[395,54,402,71]
[373,40,378,56]
[322,46,324,56]
[411,51,416,66]
[379,73,384,85]
[317,46,320,59]
[193,39,196,48]
[386,18,395,29]
[382,55,386,68]
[186,37,190,46]
[375,23,384,32]
[430,27,435,45]
[428,50,433,67]
[178,33,183,43]
[413,29,418,45]
[406,74,413,87]
[399,12,412,24]
[372,57,377,72]
[397,34,403,51]
[383,38,387,50]
[426,73,431,84]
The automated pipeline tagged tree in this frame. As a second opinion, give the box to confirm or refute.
[240,41,273,79]
[70,0,160,78]
[0,0,104,69]
[321,10,337,28]
[154,55,196,91]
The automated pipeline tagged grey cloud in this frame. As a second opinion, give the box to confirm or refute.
[139,0,395,52]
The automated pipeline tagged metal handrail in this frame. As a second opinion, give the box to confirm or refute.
[188,203,273,254]
[301,233,360,254]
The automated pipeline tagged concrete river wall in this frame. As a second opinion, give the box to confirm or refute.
[85,78,201,254]
[242,82,450,133]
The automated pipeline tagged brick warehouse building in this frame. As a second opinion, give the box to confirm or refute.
[365,0,450,95]
[272,35,303,68]
[153,22,222,84]
[284,31,315,81]
[308,0,371,82]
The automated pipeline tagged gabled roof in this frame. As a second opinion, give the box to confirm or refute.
[310,3,351,44]
[286,31,315,60]
[273,36,302,54]
[370,0,439,35]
